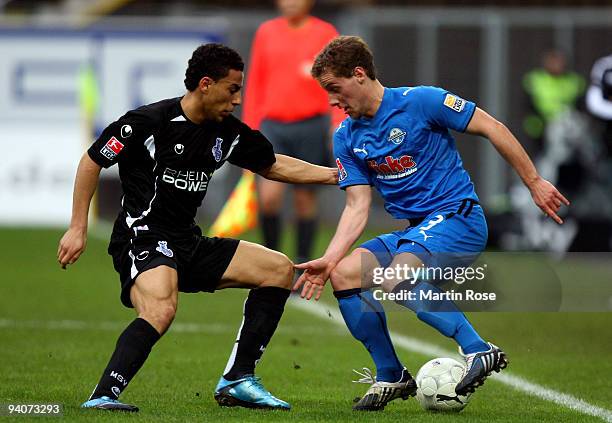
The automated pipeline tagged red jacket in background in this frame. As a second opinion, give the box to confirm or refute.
[242,16,345,130]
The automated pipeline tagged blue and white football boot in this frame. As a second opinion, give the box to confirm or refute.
[455,342,508,395]
[214,375,290,410]
[81,396,139,412]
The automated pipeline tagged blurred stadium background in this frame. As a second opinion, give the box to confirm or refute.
[1,0,612,251]
[1,1,611,421]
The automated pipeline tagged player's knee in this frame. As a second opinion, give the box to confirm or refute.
[159,302,177,326]
[140,301,176,334]
[381,278,401,293]
[266,252,294,289]
[330,259,360,291]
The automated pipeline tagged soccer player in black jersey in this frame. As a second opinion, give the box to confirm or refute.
[57,43,337,412]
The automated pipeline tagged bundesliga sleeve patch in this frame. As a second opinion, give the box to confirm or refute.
[443,94,466,113]
[100,136,125,160]
[336,158,348,182]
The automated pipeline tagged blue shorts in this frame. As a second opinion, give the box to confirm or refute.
[360,199,487,269]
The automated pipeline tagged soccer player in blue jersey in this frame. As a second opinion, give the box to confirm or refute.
[294,36,569,411]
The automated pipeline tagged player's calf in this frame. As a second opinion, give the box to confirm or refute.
[217,285,291,411]
[84,318,161,409]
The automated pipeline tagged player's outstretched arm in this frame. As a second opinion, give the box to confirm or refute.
[258,154,337,185]
[294,185,371,300]
[57,153,102,269]
[466,107,570,224]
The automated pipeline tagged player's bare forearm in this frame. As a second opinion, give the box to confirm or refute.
[70,153,102,230]
[258,154,337,185]
[293,185,370,299]
[322,185,371,266]
[466,108,539,188]
[466,107,569,223]
[58,153,102,268]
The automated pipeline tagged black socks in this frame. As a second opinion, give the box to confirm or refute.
[261,215,281,251]
[261,215,317,263]
[223,287,290,380]
[90,318,160,400]
[89,287,291,398]
[296,218,317,263]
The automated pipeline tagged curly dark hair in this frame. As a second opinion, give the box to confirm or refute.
[311,36,376,80]
[184,43,244,91]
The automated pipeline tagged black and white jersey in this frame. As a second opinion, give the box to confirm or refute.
[88,97,275,235]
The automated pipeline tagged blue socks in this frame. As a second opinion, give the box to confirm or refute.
[333,280,487,385]
[394,281,489,354]
[334,289,404,382]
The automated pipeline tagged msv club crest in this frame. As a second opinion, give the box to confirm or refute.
[212,138,223,162]
[156,241,174,258]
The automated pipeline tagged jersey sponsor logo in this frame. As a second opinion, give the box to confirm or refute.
[388,128,407,145]
[120,125,132,138]
[161,168,210,192]
[174,143,184,154]
[367,155,417,179]
[212,137,223,162]
[156,241,174,258]
[443,94,466,112]
[100,136,124,160]
[336,158,348,182]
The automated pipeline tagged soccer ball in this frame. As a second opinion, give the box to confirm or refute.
[415,357,472,412]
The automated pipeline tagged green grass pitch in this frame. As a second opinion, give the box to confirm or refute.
[1,226,611,422]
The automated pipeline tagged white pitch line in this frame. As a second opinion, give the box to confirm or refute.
[0,318,345,336]
[81,228,611,420]
[290,298,612,423]
[0,318,233,333]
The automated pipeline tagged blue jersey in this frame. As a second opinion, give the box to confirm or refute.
[334,86,479,219]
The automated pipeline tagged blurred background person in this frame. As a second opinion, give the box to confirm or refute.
[242,0,344,264]
[586,52,612,160]
[522,49,585,152]
[500,50,611,254]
